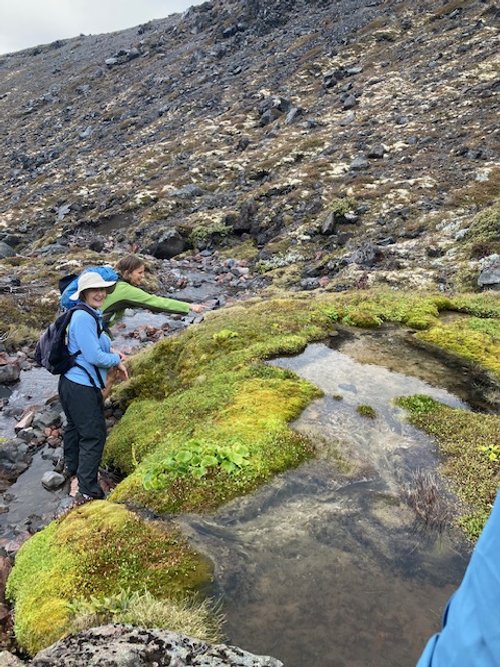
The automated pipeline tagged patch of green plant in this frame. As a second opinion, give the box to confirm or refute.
[461,202,500,259]
[189,221,232,247]
[356,404,377,418]
[143,439,250,489]
[329,197,356,217]
[6,502,211,655]
[396,395,500,540]
[416,317,500,376]
[479,444,500,464]
[396,394,442,415]
[211,328,240,345]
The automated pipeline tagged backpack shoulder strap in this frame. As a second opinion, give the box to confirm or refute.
[68,304,106,390]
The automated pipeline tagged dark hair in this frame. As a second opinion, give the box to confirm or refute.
[115,254,145,276]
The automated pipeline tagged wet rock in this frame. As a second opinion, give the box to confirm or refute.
[32,410,61,431]
[41,471,66,491]
[15,428,36,444]
[14,410,35,432]
[31,624,284,666]
[0,533,30,558]
[0,361,20,386]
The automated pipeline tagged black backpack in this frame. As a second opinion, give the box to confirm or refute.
[35,304,105,390]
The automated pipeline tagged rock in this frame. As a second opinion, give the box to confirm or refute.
[478,254,500,290]
[285,107,304,124]
[88,236,106,252]
[32,410,61,431]
[340,111,355,125]
[0,242,15,259]
[41,471,66,490]
[31,625,284,666]
[350,156,369,171]
[0,651,24,666]
[367,144,386,159]
[14,410,36,432]
[0,362,20,385]
[170,184,205,199]
[147,230,186,259]
[342,94,357,109]
[347,243,384,268]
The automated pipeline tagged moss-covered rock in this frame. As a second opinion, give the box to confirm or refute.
[6,502,211,655]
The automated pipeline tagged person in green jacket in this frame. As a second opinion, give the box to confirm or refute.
[102,254,203,325]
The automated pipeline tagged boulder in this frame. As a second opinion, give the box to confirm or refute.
[0,242,16,259]
[147,230,186,259]
[478,255,500,290]
[31,624,284,666]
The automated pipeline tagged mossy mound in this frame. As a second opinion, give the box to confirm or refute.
[396,395,500,540]
[6,502,211,655]
[416,316,500,375]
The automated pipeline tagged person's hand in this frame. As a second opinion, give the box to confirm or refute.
[116,361,129,380]
[190,304,204,314]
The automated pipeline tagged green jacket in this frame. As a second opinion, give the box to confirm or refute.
[102,279,191,325]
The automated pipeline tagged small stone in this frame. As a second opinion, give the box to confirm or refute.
[41,471,66,490]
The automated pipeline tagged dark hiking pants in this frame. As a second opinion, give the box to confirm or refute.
[58,375,106,498]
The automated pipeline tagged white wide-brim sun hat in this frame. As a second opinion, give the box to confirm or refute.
[70,272,117,301]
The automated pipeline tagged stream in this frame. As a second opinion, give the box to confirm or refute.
[177,328,479,667]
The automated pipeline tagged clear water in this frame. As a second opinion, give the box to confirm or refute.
[178,334,475,667]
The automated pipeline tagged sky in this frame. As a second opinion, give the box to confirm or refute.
[0,1,203,55]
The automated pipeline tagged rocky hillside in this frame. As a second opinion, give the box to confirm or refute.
[0,0,498,292]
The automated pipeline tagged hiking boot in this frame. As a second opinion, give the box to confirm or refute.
[72,493,94,507]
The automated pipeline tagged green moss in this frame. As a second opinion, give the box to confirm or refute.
[329,197,356,217]
[461,202,500,259]
[416,317,500,376]
[6,502,211,655]
[189,221,232,248]
[396,395,500,539]
[356,404,377,418]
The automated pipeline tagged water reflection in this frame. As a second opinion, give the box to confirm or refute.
[179,339,472,667]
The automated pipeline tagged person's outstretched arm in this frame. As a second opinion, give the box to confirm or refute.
[103,281,194,321]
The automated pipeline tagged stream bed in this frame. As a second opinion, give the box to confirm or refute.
[177,328,477,667]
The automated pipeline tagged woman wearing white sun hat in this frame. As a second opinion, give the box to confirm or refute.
[58,272,128,506]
